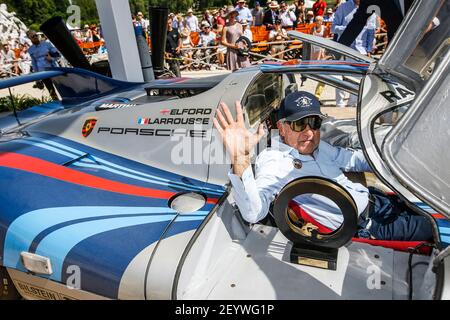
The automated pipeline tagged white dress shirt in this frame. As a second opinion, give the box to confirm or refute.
[228,136,372,229]
[185,15,199,32]
[331,0,376,55]
[279,9,296,27]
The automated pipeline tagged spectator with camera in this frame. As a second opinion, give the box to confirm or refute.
[269,19,289,59]
[26,30,59,99]
[279,1,296,29]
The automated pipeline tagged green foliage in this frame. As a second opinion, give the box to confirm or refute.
[0,94,52,113]
[1,0,257,29]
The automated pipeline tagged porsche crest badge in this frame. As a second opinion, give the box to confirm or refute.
[82,118,97,138]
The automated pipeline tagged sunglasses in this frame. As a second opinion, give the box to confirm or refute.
[285,116,322,132]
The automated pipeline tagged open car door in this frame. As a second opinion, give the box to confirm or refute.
[287,30,375,65]
[358,0,450,219]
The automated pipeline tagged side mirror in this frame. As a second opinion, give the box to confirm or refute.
[168,192,207,214]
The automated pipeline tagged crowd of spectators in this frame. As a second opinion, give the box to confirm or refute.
[157,0,389,108]
[0,34,32,77]
[71,24,106,55]
[158,0,386,74]
[1,0,389,109]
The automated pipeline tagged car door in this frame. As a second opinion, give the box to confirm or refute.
[358,0,450,220]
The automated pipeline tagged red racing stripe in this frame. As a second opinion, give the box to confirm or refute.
[0,152,218,204]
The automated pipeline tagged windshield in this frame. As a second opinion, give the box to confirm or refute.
[243,73,283,126]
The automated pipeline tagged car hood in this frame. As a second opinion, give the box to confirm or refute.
[0,132,225,298]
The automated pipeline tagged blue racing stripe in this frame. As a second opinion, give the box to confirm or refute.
[3,206,177,270]
[61,217,205,299]
[441,235,450,245]
[35,213,207,282]
[439,227,450,234]
[13,140,83,159]
[26,136,224,196]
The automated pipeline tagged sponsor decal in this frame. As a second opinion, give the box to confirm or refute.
[157,108,213,116]
[98,127,207,138]
[170,108,212,116]
[138,118,151,125]
[138,118,210,125]
[380,86,415,104]
[15,281,76,300]
[82,118,97,138]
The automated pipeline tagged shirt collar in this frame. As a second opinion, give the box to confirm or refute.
[272,135,320,160]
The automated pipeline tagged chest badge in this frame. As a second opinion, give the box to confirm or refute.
[293,158,302,169]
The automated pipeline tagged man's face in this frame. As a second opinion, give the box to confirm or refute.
[280,4,287,11]
[278,119,321,155]
[354,0,361,5]
[167,18,172,28]
[238,2,244,8]
[27,32,40,45]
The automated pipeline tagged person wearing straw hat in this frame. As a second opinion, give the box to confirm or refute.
[185,8,199,32]
[323,7,335,22]
[240,19,253,42]
[263,1,280,30]
[235,0,253,24]
[305,10,315,23]
[136,11,149,36]
[221,7,250,71]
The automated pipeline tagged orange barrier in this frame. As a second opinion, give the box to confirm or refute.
[79,41,103,49]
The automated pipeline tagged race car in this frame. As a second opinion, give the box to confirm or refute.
[0,0,449,300]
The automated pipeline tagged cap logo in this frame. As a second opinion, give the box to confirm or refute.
[295,96,313,108]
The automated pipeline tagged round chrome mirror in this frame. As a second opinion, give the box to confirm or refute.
[168,192,207,214]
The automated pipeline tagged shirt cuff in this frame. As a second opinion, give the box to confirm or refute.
[228,166,254,191]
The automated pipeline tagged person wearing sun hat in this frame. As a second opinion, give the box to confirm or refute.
[323,7,335,22]
[185,8,199,32]
[221,6,250,71]
[263,0,280,30]
[235,0,253,24]
[240,19,253,42]
[214,91,433,241]
[305,10,315,23]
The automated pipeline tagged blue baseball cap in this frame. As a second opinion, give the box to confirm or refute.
[255,1,260,5]
[277,91,325,121]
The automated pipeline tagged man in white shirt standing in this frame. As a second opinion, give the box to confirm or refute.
[185,8,199,32]
[279,1,297,28]
[213,91,433,241]
[235,0,253,24]
[241,19,253,43]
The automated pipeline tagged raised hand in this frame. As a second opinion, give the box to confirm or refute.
[213,101,265,176]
